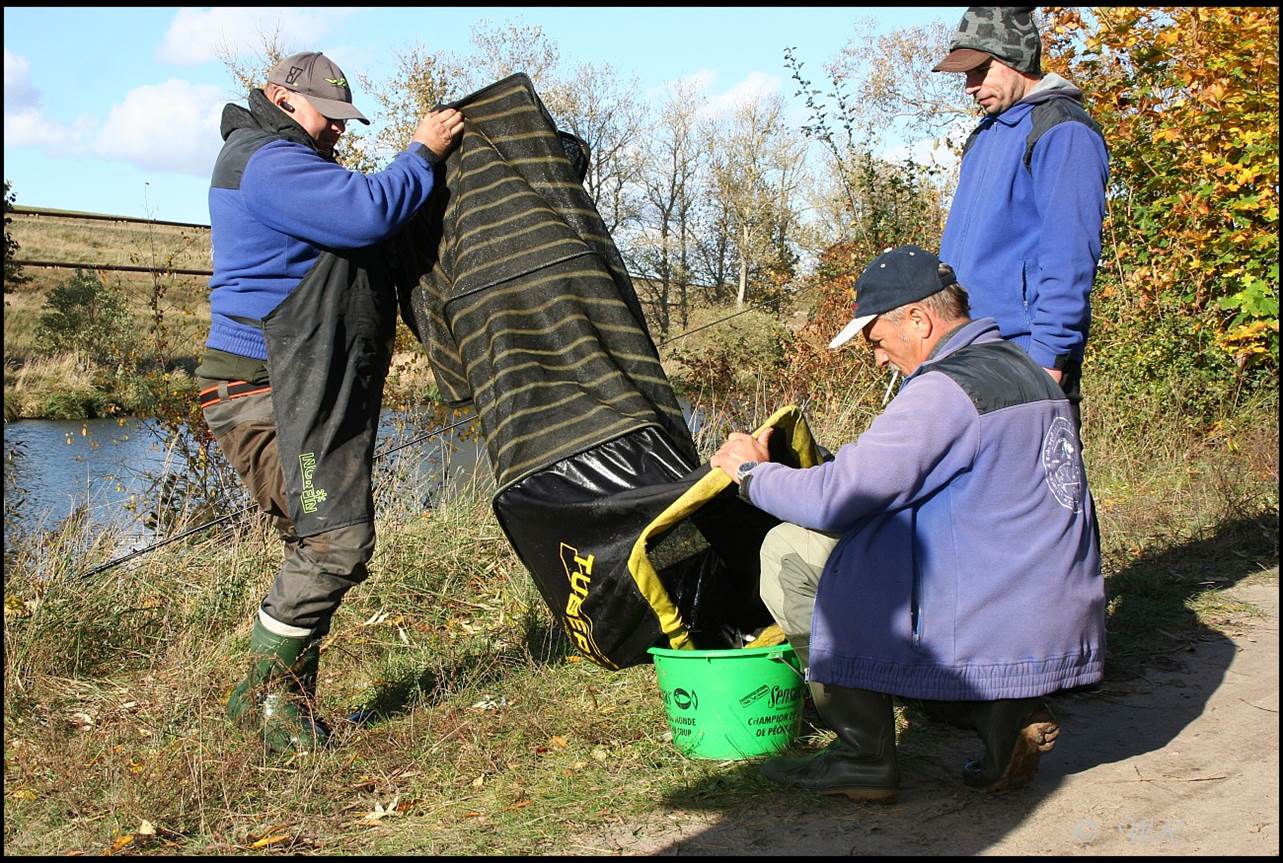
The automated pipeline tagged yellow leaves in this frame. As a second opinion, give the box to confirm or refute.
[104,822,157,855]
[359,796,402,824]
[251,833,291,849]
[1202,82,1228,106]
[4,594,39,619]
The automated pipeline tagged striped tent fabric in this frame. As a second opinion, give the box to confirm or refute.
[401,73,696,488]
[389,74,798,669]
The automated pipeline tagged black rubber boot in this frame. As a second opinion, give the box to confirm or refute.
[760,682,899,802]
[226,617,330,754]
[954,698,1059,792]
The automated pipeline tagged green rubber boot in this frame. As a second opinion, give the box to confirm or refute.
[226,617,329,754]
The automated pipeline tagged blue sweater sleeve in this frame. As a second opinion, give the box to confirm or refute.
[747,373,979,532]
[1028,122,1109,368]
[240,141,437,249]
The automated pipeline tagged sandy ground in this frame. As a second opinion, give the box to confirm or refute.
[590,573,1279,856]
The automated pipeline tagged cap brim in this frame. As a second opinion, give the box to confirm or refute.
[932,48,993,73]
[828,314,877,349]
[304,94,371,125]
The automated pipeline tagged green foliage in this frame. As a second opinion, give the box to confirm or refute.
[1045,7,1279,375]
[32,269,139,365]
[669,308,792,399]
[4,179,31,291]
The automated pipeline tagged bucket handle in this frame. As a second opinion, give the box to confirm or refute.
[769,653,807,682]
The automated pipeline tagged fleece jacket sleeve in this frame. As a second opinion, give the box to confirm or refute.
[240,140,437,250]
[746,372,979,532]
[1027,121,1109,369]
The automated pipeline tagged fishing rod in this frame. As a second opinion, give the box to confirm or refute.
[67,291,800,580]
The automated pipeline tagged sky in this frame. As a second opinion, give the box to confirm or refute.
[4,6,960,226]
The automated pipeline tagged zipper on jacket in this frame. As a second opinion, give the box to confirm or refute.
[910,564,923,646]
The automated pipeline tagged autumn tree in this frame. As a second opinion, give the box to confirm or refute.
[707,91,803,309]
[632,80,706,338]
[1044,6,1278,401]
[784,22,956,256]
[355,45,460,170]
[544,62,647,236]
[458,19,561,95]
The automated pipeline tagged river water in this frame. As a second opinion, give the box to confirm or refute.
[2,411,487,548]
[3,400,705,557]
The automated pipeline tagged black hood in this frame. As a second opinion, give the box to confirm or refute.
[219,88,320,154]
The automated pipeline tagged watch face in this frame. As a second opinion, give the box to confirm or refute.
[736,461,756,481]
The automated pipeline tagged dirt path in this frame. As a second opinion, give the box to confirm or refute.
[594,573,1278,855]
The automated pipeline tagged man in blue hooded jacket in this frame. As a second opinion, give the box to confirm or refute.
[712,246,1106,801]
[934,7,1108,427]
[197,51,462,753]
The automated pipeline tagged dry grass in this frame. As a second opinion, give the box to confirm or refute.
[4,208,1279,855]
[4,382,1277,855]
[6,212,211,272]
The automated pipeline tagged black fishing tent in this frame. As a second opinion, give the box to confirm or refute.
[388,74,821,668]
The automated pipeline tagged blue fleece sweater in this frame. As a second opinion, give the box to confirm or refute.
[205,93,438,360]
[747,320,1106,699]
[939,77,1108,370]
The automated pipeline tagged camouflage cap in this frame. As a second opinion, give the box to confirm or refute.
[267,51,370,125]
[932,7,1042,75]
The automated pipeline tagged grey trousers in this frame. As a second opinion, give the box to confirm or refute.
[758,522,840,644]
[201,383,375,637]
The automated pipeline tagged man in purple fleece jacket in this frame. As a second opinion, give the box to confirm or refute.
[934,7,1108,428]
[197,51,462,754]
[712,246,1105,802]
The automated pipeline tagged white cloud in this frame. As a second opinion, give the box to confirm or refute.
[4,108,94,155]
[7,52,227,178]
[705,71,782,118]
[4,49,39,110]
[95,79,227,176]
[158,7,359,65]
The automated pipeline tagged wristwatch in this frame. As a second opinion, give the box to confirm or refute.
[735,461,758,502]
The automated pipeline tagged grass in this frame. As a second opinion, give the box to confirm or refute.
[4,382,1277,855]
[4,206,1279,853]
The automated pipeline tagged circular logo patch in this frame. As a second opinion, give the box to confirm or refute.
[1042,416,1085,512]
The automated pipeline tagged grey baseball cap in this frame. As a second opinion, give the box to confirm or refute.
[267,51,370,124]
[932,7,1042,75]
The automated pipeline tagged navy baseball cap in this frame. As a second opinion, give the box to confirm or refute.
[829,245,959,349]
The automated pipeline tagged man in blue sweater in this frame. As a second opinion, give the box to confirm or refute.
[712,246,1105,801]
[197,51,462,753]
[934,7,1108,427]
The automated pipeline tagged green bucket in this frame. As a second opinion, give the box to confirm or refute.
[648,643,805,760]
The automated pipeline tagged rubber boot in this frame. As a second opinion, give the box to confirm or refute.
[226,617,329,754]
[955,698,1059,792]
[760,682,899,802]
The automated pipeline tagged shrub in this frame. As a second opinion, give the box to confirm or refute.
[33,269,139,366]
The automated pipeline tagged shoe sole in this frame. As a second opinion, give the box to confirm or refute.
[824,787,898,803]
[981,709,1059,793]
